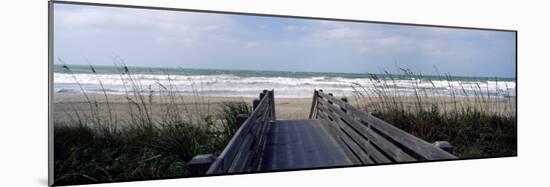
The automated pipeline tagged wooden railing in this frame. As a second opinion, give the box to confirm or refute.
[206,90,275,175]
[310,89,457,164]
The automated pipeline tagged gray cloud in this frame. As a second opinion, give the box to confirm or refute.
[54,4,516,77]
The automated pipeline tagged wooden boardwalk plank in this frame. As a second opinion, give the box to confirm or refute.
[204,90,457,176]
[259,120,353,171]
[317,91,457,160]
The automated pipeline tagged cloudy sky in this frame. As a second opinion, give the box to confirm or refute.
[54,3,516,78]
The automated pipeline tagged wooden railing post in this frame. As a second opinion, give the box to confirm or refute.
[260,89,268,99]
[327,93,334,105]
[236,114,249,128]
[339,97,349,113]
[341,97,348,103]
[270,90,276,120]
[253,99,260,110]
[187,154,217,177]
[309,89,318,119]
[433,141,454,154]
[256,90,268,111]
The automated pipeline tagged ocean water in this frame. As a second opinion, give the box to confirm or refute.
[53,64,516,98]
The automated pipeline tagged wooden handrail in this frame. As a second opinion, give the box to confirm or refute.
[308,89,318,119]
[311,91,457,163]
[207,90,275,174]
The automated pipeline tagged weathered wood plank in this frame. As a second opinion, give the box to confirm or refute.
[318,92,456,160]
[317,98,415,162]
[337,131,375,165]
[253,120,275,171]
[316,109,329,123]
[317,118,361,164]
[270,90,276,120]
[228,133,254,173]
[319,98,389,161]
[229,105,270,172]
[207,90,275,175]
[259,120,354,171]
[334,119,392,163]
[319,104,376,164]
[249,110,271,169]
[308,90,318,119]
[251,110,267,143]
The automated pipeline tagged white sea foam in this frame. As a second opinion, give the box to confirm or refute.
[54,73,516,98]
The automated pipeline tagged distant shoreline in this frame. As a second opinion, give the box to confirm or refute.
[53,64,517,81]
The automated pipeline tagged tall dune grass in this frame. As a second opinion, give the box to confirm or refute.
[53,62,250,185]
[350,68,516,158]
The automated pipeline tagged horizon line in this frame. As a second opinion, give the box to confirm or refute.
[54,64,517,80]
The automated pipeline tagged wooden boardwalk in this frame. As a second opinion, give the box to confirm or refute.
[260,120,353,171]
[188,90,457,176]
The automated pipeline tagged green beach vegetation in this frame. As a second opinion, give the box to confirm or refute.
[350,68,516,158]
[53,63,250,185]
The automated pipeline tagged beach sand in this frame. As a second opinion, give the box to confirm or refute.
[54,92,515,126]
[53,93,314,125]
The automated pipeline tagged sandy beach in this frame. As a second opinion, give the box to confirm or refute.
[54,92,515,127]
[54,93,315,125]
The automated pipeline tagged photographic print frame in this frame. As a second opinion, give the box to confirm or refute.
[48,1,517,186]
